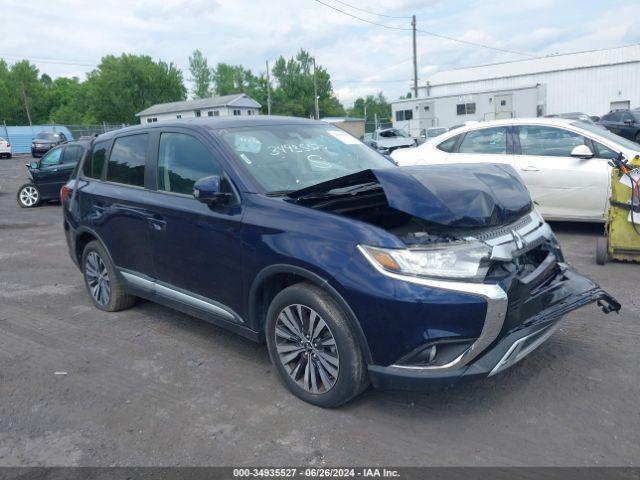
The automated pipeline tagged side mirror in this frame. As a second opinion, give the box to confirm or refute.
[570,145,594,159]
[28,161,39,169]
[193,175,233,206]
[624,119,634,126]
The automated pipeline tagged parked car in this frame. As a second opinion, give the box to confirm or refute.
[391,117,640,223]
[0,137,11,158]
[365,127,416,154]
[31,131,69,157]
[17,140,89,208]
[598,110,640,143]
[545,112,606,129]
[62,117,619,407]
[419,127,448,144]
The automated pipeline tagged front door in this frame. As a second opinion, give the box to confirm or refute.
[146,130,244,316]
[513,125,609,221]
[34,146,67,198]
[494,94,513,120]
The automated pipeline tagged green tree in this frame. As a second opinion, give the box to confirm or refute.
[188,49,212,99]
[271,49,344,118]
[86,54,186,124]
[47,77,96,124]
[3,60,47,124]
[347,93,391,122]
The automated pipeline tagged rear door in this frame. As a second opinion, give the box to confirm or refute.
[447,126,514,166]
[513,124,608,221]
[91,133,157,278]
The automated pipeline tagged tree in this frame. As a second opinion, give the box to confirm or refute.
[188,49,213,99]
[347,93,391,122]
[270,49,344,118]
[86,54,186,124]
[47,77,96,124]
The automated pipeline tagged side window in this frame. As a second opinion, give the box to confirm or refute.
[158,132,222,195]
[517,126,586,157]
[608,112,622,122]
[593,141,619,160]
[621,112,634,123]
[41,148,63,166]
[106,134,148,187]
[458,127,507,154]
[62,145,83,164]
[436,134,461,153]
[83,141,108,179]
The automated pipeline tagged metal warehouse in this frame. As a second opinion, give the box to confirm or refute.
[392,44,640,135]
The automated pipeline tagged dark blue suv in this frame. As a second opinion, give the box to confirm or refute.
[62,117,619,407]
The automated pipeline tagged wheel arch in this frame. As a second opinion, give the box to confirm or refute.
[249,264,373,364]
[74,227,116,272]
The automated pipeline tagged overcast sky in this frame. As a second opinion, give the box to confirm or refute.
[2,0,639,106]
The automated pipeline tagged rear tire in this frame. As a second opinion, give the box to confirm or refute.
[265,282,369,408]
[82,240,136,312]
[596,237,609,265]
[17,183,41,208]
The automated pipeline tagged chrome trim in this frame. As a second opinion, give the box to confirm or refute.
[120,271,238,322]
[488,323,560,377]
[357,245,508,372]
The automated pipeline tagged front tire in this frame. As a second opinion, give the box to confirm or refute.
[596,237,609,265]
[265,283,369,407]
[82,240,136,312]
[17,183,41,208]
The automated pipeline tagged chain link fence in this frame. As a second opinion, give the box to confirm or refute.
[65,123,129,140]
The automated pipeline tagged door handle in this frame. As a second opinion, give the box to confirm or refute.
[148,215,167,231]
[521,166,540,172]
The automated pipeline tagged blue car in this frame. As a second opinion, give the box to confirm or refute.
[62,117,620,407]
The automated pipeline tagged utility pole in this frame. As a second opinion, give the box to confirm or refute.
[21,85,32,126]
[265,60,272,115]
[412,14,418,99]
[313,57,319,120]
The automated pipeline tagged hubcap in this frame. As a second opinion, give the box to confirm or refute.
[19,186,38,206]
[85,251,111,306]
[275,304,339,394]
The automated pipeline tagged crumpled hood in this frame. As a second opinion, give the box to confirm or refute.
[288,164,532,228]
[371,164,532,227]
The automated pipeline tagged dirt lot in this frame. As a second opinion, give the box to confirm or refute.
[0,155,638,467]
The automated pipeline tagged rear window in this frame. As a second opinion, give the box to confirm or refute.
[436,134,461,153]
[83,141,108,179]
[106,134,148,187]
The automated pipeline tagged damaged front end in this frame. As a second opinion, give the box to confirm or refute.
[288,164,620,385]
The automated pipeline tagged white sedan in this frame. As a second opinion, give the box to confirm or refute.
[0,137,11,159]
[391,118,640,222]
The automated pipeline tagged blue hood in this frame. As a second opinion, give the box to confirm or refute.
[289,164,532,228]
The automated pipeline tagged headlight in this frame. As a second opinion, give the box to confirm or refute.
[359,242,492,280]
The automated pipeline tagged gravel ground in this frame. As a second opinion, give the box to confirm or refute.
[0,155,638,467]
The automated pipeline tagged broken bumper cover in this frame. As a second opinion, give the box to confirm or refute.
[368,266,620,391]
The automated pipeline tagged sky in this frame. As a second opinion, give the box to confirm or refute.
[2,0,640,106]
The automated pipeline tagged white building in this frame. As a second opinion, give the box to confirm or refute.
[136,93,261,124]
[392,44,640,136]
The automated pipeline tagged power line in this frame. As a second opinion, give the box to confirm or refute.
[329,0,411,19]
[311,0,534,58]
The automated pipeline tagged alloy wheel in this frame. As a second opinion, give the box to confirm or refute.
[19,186,39,207]
[275,304,340,394]
[85,251,111,306]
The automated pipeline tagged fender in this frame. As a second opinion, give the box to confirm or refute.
[249,264,373,364]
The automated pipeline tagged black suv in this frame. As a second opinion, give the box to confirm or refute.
[17,141,88,208]
[31,131,69,157]
[598,110,640,143]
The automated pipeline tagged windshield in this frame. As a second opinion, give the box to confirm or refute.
[35,132,60,140]
[574,121,640,150]
[379,128,408,138]
[217,123,394,194]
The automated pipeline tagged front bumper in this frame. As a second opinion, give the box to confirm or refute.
[368,267,620,391]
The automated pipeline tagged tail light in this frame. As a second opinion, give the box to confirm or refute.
[6,143,9,147]
[60,184,73,204]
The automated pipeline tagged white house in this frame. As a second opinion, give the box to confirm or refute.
[136,93,261,124]
[392,44,640,136]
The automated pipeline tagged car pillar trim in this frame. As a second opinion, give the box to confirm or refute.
[356,245,508,371]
